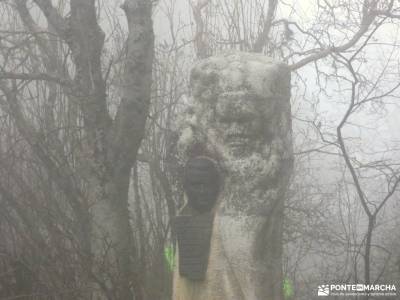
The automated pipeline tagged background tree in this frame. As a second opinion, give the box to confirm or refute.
[0,0,154,299]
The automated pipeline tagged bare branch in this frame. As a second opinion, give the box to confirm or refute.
[374,175,400,216]
[336,63,372,218]
[0,83,86,225]
[0,71,70,85]
[32,0,69,39]
[290,0,379,70]
[253,0,278,52]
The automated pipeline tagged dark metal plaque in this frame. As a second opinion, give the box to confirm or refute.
[174,214,214,281]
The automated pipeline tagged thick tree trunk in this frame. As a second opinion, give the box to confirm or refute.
[87,0,154,297]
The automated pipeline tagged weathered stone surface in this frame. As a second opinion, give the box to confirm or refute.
[174,52,293,300]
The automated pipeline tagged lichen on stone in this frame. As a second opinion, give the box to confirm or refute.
[174,51,293,300]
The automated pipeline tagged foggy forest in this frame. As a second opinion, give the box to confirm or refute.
[0,0,399,299]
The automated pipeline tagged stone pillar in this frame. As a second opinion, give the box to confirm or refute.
[174,52,293,300]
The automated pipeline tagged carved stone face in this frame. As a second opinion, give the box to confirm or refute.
[215,91,265,157]
[179,53,292,205]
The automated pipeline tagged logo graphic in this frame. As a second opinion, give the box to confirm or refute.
[356,284,364,292]
[318,285,330,296]
[318,283,396,297]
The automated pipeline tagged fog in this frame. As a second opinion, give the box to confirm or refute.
[0,0,399,299]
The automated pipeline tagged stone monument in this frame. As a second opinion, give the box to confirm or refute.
[174,52,293,300]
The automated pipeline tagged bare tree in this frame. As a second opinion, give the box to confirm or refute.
[0,0,154,299]
[1,0,400,299]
